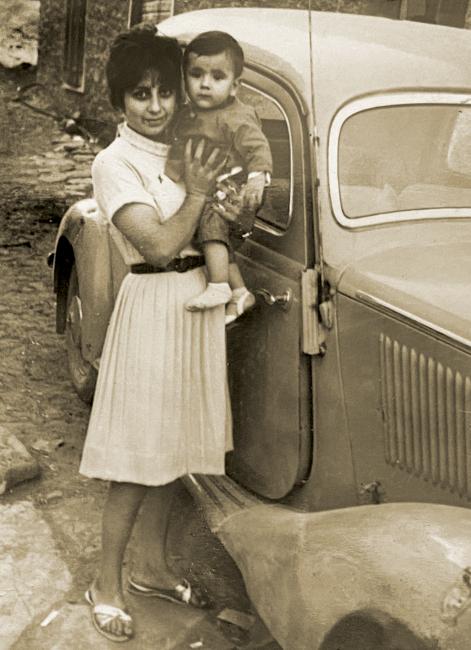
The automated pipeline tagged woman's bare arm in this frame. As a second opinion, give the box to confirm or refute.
[113,193,207,267]
[112,141,224,267]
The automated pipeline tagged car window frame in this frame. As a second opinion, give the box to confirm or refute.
[328,91,471,229]
[239,81,293,233]
[237,64,312,266]
[241,65,304,236]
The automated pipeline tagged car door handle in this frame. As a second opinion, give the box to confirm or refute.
[254,288,293,311]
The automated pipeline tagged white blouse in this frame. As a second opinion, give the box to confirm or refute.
[92,122,199,265]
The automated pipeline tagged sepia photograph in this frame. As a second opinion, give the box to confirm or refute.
[1,0,471,648]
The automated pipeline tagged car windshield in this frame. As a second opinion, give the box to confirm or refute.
[338,104,471,219]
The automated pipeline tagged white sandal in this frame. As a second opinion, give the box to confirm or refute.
[85,589,133,643]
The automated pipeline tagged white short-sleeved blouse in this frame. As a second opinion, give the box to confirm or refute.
[92,122,199,265]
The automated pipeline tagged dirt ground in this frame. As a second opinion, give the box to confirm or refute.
[0,63,99,553]
[0,65,278,649]
[0,67,95,518]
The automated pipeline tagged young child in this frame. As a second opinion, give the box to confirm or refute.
[166,31,273,324]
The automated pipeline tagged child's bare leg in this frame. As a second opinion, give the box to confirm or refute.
[228,261,245,289]
[185,241,232,311]
[206,241,230,284]
[226,262,256,324]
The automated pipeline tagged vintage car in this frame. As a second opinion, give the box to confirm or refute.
[50,8,471,649]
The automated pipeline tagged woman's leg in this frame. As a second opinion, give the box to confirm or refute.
[130,480,180,588]
[91,481,148,637]
[129,481,211,608]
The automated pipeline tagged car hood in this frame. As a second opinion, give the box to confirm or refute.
[338,242,471,347]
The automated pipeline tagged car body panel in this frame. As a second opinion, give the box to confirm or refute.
[290,311,359,512]
[223,66,314,499]
[53,199,126,363]
[338,243,471,348]
[161,8,471,103]
[337,293,471,508]
[214,499,471,650]
[227,242,312,499]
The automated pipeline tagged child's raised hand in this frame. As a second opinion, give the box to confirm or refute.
[244,173,266,211]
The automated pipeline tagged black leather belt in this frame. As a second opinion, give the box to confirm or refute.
[130,256,205,274]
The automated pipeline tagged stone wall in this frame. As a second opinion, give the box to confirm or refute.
[37,0,130,142]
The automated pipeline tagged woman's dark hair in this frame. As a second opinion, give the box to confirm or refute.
[183,31,244,78]
[106,23,183,110]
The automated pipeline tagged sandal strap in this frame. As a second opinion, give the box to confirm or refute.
[175,579,192,604]
[93,603,132,624]
[127,579,154,595]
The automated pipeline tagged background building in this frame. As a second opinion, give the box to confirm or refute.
[37,0,471,140]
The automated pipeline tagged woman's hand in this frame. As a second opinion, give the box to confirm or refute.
[184,139,226,198]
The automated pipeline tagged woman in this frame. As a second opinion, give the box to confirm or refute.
[79,25,237,642]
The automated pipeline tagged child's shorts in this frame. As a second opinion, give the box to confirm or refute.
[197,190,256,253]
[198,203,231,248]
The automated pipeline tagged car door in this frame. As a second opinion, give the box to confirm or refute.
[226,69,315,500]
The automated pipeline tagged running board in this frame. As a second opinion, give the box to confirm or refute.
[181,473,262,533]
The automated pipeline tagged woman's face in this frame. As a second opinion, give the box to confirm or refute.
[123,70,177,141]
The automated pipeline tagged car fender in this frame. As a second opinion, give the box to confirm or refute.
[53,198,122,365]
[224,503,471,649]
[185,476,471,649]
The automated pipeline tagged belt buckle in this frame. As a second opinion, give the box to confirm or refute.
[174,258,187,273]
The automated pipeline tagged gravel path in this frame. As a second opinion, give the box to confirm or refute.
[0,65,104,600]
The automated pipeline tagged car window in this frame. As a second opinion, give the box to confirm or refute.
[239,84,291,230]
[337,104,471,219]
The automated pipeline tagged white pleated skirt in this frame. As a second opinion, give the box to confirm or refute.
[79,266,233,485]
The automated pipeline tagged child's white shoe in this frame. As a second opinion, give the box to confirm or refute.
[185,282,232,311]
[225,288,256,325]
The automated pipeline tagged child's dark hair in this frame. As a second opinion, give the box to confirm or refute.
[183,31,244,78]
[106,23,183,110]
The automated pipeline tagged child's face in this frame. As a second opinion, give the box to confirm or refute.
[123,70,177,141]
[185,50,239,110]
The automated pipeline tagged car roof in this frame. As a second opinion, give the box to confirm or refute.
[160,8,471,120]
